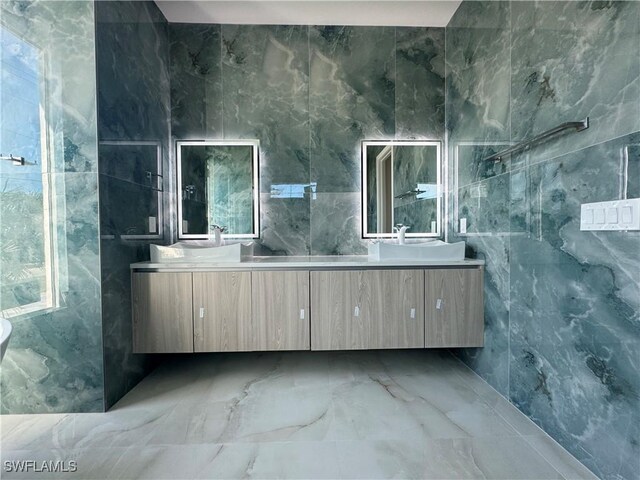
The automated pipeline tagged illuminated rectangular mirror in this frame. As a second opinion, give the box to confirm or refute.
[177,140,259,239]
[362,140,442,238]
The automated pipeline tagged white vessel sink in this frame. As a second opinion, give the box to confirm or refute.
[150,241,253,263]
[368,240,466,261]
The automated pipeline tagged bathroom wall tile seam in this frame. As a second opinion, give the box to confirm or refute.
[506,0,512,404]
[220,24,225,139]
[444,24,455,246]
[306,23,315,255]
[307,22,311,193]
[394,27,398,139]
[443,24,448,244]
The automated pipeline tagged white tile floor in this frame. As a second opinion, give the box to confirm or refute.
[0,350,598,479]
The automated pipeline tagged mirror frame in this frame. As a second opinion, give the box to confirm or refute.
[361,140,442,239]
[176,140,260,240]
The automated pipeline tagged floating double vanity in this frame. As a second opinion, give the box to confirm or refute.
[130,243,484,353]
[130,140,483,353]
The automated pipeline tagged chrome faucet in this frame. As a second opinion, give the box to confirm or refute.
[210,224,226,247]
[393,224,410,245]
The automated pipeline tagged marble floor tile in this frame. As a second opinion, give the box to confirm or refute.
[108,442,344,480]
[0,414,67,443]
[420,436,562,480]
[331,437,561,480]
[521,435,599,480]
[0,350,596,479]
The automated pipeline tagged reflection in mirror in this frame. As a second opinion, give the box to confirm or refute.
[362,141,441,238]
[177,141,259,239]
[99,141,162,239]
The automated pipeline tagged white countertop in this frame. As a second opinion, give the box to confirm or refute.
[131,255,484,271]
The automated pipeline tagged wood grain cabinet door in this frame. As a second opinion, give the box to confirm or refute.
[311,269,424,350]
[193,271,252,352]
[425,268,484,347]
[132,272,194,353]
[252,271,310,351]
[376,269,425,349]
[311,270,372,350]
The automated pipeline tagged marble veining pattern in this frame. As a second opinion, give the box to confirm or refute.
[310,193,367,256]
[445,0,512,399]
[222,25,310,194]
[508,135,640,480]
[95,0,171,409]
[446,2,640,479]
[0,0,104,414]
[445,1,511,147]
[0,173,104,414]
[509,1,640,166]
[256,194,310,256]
[170,24,446,255]
[309,26,395,194]
[0,351,596,479]
[395,28,445,140]
[453,235,511,396]
[169,23,222,139]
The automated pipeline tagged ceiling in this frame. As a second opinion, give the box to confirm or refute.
[154,0,462,27]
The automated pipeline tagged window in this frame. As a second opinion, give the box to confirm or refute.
[0,25,59,318]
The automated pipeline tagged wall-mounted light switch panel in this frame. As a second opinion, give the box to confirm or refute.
[580,198,640,231]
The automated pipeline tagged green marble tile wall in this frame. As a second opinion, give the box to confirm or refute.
[95,0,171,409]
[169,24,445,254]
[446,2,640,478]
[0,0,103,413]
